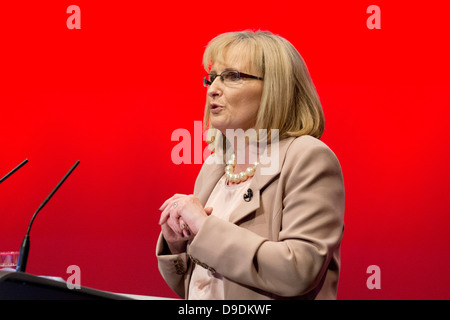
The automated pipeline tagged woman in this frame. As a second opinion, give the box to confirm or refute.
[156,30,345,300]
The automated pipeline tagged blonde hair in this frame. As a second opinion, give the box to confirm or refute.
[202,30,324,147]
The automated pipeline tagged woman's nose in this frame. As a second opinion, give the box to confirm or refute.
[207,78,223,98]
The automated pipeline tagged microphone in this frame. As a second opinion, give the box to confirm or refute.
[0,159,29,184]
[243,188,253,202]
[16,160,80,273]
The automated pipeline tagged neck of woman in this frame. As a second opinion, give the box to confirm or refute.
[228,135,259,173]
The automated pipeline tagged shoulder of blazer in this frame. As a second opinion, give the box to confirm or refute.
[286,135,334,155]
[253,135,332,186]
[282,135,342,172]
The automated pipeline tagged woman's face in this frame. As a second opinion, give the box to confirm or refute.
[206,50,263,134]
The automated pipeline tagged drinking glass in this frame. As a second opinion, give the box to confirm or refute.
[0,251,19,270]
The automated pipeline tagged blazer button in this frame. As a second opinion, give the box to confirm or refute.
[173,258,185,275]
[207,266,216,273]
[187,254,216,273]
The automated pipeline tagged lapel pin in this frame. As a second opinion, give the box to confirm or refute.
[243,188,253,202]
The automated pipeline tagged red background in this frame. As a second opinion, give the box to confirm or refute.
[1,1,449,299]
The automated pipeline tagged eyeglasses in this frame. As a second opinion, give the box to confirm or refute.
[203,70,263,87]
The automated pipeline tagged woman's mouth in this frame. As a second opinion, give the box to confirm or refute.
[210,103,224,114]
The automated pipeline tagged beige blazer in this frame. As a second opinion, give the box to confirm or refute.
[156,135,345,299]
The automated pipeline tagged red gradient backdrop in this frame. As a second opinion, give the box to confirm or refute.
[1,1,449,299]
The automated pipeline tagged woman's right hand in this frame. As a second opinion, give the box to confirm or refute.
[160,221,190,254]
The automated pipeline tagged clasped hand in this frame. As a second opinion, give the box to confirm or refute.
[159,194,212,245]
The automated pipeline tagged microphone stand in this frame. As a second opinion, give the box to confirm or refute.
[16,160,80,273]
[0,159,29,184]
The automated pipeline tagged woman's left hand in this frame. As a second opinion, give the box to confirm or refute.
[159,194,212,236]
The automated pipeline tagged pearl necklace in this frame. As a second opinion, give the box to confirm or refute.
[225,154,259,184]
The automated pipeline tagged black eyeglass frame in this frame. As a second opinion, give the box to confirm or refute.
[203,71,263,87]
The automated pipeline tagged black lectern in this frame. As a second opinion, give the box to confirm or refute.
[0,271,132,300]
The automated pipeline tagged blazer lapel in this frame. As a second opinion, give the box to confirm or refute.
[229,137,295,224]
[194,158,226,205]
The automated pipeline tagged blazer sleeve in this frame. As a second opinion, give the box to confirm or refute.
[188,138,345,297]
[155,233,189,298]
